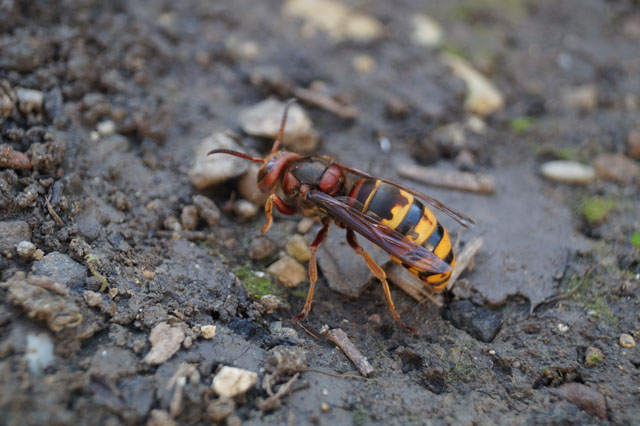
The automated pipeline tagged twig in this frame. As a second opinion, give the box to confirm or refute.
[45,193,65,225]
[399,165,496,194]
[386,264,444,306]
[297,322,318,340]
[292,87,359,120]
[303,368,371,381]
[321,326,374,377]
[532,267,593,313]
[447,237,484,290]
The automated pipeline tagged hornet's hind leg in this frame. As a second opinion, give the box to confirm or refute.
[294,220,330,322]
[346,229,417,334]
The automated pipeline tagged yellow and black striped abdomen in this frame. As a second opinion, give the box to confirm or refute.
[348,179,454,292]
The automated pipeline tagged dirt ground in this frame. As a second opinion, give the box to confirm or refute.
[1,0,639,425]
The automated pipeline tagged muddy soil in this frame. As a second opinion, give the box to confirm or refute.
[1,0,639,425]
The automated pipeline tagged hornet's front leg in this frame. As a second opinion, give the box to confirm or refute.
[294,219,330,322]
[262,193,296,234]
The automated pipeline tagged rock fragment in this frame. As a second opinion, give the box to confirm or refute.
[16,87,44,115]
[0,220,31,254]
[562,85,598,112]
[2,272,83,332]
[249,237,276,261]
[189,132,250,189]
[411,14,443,47]
[143,322,185,365]
[555,383,607,419]
[16,241,36,259]
[238,164,269,205]
[540,161,596,185]
[627,126,640,160]
[206,397,235,422]
[264,346,307,377]
[25,333,55,374]
[441,52,504,117]
[212,366,258,398]
[285,234,311,262]
[283,0,383,42]
[193,195,221,227]
[180,205,198,230]
[32,251,86,288]
[619,333,636,348]
[593,153,640,185]
[238,98,318,153]
[260,294,288,314]
[443,300,502,343]
[201,325,217,339]
[233,199,259,221]
[267,255,307,288]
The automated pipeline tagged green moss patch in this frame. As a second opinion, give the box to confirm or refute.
[234,264,281,299]
[578,196,617,225]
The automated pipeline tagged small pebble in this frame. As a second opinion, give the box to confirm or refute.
[619,333,636,348]
[193,195,221,227]
[163,215,182,232]
[233,199,259,220]
[25,333,55,374]
[189,132,250,189]
[147,409,176,426]
[593,153,640,185]
[16,241,36,259]
[238,98,318,153]
[249,237,276,261]
[584,346,605,366]
[16,87,44,115]
[557,323,569,333]
[260,294,287,314]
[285,234,311,262]
[180,205,199,230]
[267,255,307,288]
[540,160,596,184]
[321,403,330,412]
[297,218,315,234]
[142,270,156,279]
[441,52,504,117]
[352,54,375,73]
[84,290,102,307]
[555,383,607,419]
[206,397,235,422]
[143,322,185,365]
[201,325,217,339]
[410,13,443,47]
[96,120,116,136]
[238,164,269,205]
[627,126,640,160]
[562,85,598,112]
[111,191,131,212]
[212,366,258,398]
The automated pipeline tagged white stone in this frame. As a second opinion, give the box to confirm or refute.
[189,133,250,189]
[441,53,504,117]
[411,14,443,47]
[540,161,596,184]
[25,333,55,374]
[212,366,258,398]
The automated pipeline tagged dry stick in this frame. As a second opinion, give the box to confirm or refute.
[321,326,374,377]
[45,194,65,225]
[399,165,496,194]
[532,267,593,313]
[446,237,484,290]
[292,87,359,120]
[303,368,370,381]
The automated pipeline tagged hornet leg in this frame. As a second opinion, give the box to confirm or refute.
[346,229,417,334]
[261,193,295,234]
[294,220,330,322]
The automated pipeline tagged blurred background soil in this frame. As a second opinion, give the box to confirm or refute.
[0,0,639,425]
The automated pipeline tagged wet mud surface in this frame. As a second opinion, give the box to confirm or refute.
[1,0,639,425]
